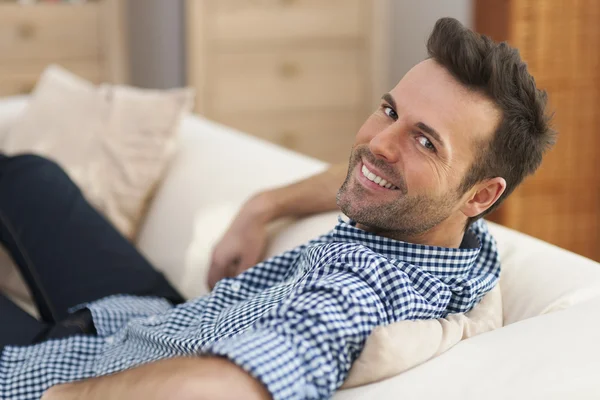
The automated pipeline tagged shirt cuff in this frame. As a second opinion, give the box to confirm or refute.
[205,329,320,400]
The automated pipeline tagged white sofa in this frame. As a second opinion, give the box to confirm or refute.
[1,96,600,399]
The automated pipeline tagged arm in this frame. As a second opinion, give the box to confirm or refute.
[255,162,347,222]
[208,162,347,289]
[42,356,271,400]
[45,264,433,400]
[206,271,395,399]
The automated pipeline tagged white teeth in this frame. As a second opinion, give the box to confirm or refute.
[361,164,396,190]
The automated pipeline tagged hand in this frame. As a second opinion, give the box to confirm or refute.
[208,194,273,290]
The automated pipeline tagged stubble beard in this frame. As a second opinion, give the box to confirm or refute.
[337,147,459,238]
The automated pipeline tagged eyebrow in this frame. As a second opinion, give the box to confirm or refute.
[382,93,396,110]
[381,92,446,149]
[415,122,445,149]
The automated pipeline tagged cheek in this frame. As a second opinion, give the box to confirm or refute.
[403,155,449,194]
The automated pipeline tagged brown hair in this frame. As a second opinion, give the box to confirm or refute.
[426,17,556,225]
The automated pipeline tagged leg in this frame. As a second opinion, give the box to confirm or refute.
[0,154,184,323]
[0,293,47,348]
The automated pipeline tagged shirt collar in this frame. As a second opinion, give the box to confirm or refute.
[330,216,481,276]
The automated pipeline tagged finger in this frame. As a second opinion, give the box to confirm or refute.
[209,249,235,276]
[208,256,239,289]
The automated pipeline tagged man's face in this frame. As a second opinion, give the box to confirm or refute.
[337,59,500,239]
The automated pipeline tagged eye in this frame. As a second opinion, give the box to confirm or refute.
[383,105,398,121]
[417,135,436,152]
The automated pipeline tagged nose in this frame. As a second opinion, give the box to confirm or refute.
[368,124,402,164]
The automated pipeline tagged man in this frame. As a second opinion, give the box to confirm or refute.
[0,18,554,400]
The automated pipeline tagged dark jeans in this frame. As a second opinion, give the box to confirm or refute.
[0,154,184,350]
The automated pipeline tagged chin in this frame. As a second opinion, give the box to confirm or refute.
[337,196,370,224]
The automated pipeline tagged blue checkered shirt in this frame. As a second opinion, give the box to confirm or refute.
[0,217,500,400]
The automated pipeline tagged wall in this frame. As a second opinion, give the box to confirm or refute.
[126,0,185,89]
[389,0,473,87]
[126,0,473,90]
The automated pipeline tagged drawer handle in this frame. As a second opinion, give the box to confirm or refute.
[279,130,298,148]
[20,83,36,94]
[17,23,36,40]
[279,62,300,79]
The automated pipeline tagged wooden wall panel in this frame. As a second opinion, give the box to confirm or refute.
[476,0,600,261]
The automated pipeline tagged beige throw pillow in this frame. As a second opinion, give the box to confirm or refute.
[342,283,503,388]
[2,65,194,239]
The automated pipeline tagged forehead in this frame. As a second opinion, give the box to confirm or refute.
[390,59,500,152]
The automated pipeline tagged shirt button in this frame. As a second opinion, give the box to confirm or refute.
[231,282,241,292]
[105,337,115,344]
[147,316,157,323]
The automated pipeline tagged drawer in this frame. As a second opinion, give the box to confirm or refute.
[0,3,101,61]
[208,0,365,44]
[0,62,102,97]
[208,48,365,113]
[214,109,364,163]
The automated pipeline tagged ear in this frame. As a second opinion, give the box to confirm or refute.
[460,177,507,218]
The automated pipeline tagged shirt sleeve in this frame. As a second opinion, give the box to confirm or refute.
[204,267,429,400]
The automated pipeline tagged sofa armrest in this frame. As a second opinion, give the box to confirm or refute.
[136,115,328,291]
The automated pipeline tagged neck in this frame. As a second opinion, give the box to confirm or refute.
[356,216,467,248]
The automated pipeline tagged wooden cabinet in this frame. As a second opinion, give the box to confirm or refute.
[476,0,600,261]
[0,0,128,96]
[186,0,390,164]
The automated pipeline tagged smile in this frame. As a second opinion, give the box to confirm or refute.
[361,164,399,190]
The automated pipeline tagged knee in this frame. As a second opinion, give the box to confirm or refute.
[0,154,69,184]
